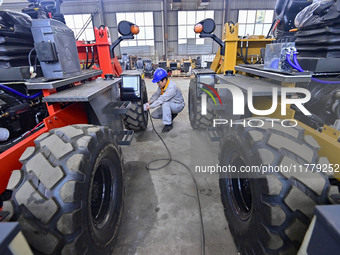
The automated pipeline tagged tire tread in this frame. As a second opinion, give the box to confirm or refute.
[8,124,124,255]
[219,119,339,254]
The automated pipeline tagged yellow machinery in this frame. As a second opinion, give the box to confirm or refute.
[189,16,340,255]
[198,20,340,181]
[210,22,274,74]
[167,59,180,70]
[166,58,194,76]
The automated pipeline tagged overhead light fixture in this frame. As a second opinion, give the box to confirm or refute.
[199,0,210,6]
[171,0,182,10]
[197,0,209,9]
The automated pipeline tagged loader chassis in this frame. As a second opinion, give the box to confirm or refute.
[191,62,340,254]
[0,68,133,254]
[215,65,340,179]
[0,7,142,253]
[190,14,340,254]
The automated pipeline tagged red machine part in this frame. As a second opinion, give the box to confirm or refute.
[76,26,123,78]
[0,25,127,197]
[0,102,88,195]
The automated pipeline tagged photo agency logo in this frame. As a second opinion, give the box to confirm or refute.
[199,83,223,115]
[200,83,312,128]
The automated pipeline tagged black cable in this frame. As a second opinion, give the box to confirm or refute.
[266,18,277,39]
[145,110,205,255]
[85,46,89,69]
[238,51,262,65]
[237,52,248,65]
[245,41,249,63]
[254,58,262,65]
[240,42,250,64]
[88,46,95,69]
[145,110,171,170]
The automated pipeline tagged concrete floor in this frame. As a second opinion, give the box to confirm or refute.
[112,77,238,255]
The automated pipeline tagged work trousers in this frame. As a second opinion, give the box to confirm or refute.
[151,101,185,125]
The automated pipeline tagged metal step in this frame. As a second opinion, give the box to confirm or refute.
[0,211,9,222]
[118,130,134,145]
[43,78,121,102]
[111,101,131,115]
[235,64,311,83]
[25,69,103,90]
[207,127,221,142]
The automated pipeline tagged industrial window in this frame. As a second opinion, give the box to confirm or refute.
[178,10,214,45]
[64,14,95,42]
[116,12,154,47]
[238,10,274,37]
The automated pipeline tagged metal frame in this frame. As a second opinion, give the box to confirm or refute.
[76,27,123,78]
[0,23,142,196]
[210,23,274,74]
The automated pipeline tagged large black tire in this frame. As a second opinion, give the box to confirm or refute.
[4,125,124,255]
[188,78,215,129]
[123,80,148,131]
[219,119,338,254]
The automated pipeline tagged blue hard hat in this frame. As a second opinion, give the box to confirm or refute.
[152,68,168,83]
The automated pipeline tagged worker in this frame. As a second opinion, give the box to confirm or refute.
[145,68,185,133]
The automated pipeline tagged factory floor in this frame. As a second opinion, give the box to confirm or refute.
[112,77,238,255]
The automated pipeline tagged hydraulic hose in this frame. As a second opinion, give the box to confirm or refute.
[292,53,304,72]
[89,46,95,68]
[240,41,250,64]
[311,77,340,84]
[286,53,300,71]
[237,52,249,65]
[146,110,205,255]
[0,84,42,100]
[145,111,172,170]
[85,46,89,69]
[288,53,340,84]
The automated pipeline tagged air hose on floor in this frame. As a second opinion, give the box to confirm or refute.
[145,110,205,255]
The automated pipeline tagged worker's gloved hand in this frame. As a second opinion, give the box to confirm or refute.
[143,103,150,111]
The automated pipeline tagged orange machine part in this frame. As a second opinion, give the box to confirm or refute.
[194,23,203,33]
[130,25,139,35]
